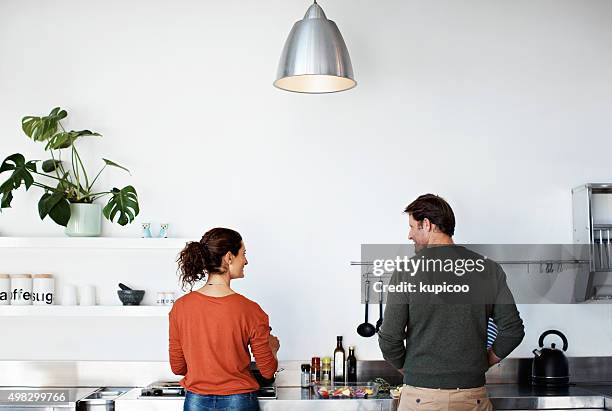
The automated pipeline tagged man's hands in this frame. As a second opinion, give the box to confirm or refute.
[269,334,280,357]
[487,348,501,366]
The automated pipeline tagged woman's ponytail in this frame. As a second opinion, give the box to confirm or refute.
[177,241,206,290]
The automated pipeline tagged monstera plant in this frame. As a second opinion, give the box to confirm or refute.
[0,107,139,233]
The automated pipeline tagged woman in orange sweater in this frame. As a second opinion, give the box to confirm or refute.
[170,227,280,411]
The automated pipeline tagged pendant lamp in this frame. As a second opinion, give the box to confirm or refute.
[274,1,356,94]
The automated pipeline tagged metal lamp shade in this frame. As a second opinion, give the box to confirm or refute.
[274,3,356,94]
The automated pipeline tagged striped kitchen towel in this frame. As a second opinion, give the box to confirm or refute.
[487,318,498,348]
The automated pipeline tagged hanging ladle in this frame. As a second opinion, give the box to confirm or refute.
[375,280,383,333]
[357,279,376,338]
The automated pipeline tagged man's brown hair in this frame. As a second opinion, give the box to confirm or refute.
[404,194,455,236]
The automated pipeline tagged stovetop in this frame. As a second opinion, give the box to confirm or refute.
[139,381,277,399]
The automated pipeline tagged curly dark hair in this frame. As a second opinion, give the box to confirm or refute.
[177,227,243,290]
[404,194,455,236]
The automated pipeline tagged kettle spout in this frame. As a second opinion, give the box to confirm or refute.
[532,349,541,357]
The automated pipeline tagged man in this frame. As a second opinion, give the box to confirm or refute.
[378,194,525,411]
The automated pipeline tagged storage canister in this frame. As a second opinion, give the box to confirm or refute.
[32,274,55,305]
[79,285,96,306]
[163,291,176,305]
[10,274,33,305]
[0,274,10,305]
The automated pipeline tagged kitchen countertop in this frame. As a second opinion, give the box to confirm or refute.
[115,387,395,411]
[486,384,612,409]
[114,384,612,411]
[582,385,612,397]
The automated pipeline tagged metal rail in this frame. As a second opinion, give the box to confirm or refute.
[351,260,590,266]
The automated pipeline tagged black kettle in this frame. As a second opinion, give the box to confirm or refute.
[531,329,570,387]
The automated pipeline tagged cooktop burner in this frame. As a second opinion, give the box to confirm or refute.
[139,381,276,399]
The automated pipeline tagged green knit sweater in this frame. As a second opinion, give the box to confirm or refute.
[378,245,525,389]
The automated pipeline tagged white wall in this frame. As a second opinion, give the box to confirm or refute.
[1,0,612,361]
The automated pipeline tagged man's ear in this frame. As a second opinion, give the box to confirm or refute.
[422,218,432,232]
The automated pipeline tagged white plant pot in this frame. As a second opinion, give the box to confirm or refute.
[65,203,102,237]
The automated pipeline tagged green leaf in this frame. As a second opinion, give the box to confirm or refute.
[45,130,101,150]
[0,154,37,209]
[38,191,66,220]
[102,185,139,226]
[38,193,51,219]
[48,197,71,226]
[41,159,62,173]
[102,158,131,174]
[0,153,34,174]
[22,107,67,142]
[1,190,13,208]
[37,186,71,227]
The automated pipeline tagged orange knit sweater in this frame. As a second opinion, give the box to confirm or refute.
[169,292,278,395]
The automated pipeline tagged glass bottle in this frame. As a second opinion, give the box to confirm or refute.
[311,357,321,385]
[321,356,332,385]
[333,336,346,384]
[301,364,311,388]
[347,346,357,383]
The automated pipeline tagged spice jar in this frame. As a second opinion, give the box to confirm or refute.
[311,357,321,385]
[300,364,311,388]
[321,357,332,385]
[10,274,32,305]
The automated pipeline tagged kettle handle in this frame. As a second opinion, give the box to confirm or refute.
[538,329,568,351]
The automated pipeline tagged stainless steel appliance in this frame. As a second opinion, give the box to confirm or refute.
[139,381,184,398]
[140,381,277,400]
[572,183,612,301]
[76,387,130,411]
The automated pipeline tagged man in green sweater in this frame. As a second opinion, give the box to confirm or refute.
[378,194,525,411]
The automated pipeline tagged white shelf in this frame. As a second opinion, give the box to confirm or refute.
[0,305,171,317]
[0,237,193,249]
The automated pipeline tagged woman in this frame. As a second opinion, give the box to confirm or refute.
[169,227,280,411]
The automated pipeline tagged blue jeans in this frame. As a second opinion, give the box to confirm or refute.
[184,390,260,411]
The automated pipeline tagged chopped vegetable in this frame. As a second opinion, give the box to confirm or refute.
[316,384,378,399]
[371,377,391,393]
